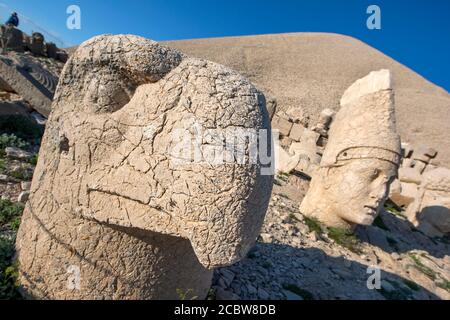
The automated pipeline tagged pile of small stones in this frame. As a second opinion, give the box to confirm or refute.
[211,176,450,300]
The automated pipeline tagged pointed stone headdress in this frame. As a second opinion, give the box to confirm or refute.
[321,69,402,170]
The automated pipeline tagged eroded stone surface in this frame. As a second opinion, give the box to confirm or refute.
[16,35,273,300]
[300,70,401,230]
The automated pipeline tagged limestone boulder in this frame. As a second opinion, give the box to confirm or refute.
[15,34,273,300]
[46,42,58,59]
[275,144,299,174]
[406,168,450,237]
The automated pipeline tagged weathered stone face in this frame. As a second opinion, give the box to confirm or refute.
[16,35,273,299]
[407,168,450,237]
[300,70,401,230]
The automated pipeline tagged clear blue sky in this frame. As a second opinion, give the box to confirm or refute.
[1,0,449,91]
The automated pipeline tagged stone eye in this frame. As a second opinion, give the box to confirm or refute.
[371,168,380,179]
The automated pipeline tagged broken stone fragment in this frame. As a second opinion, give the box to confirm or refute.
[289,129,321,165]
[413,145,438,163]
[0,174,11,183]
[20,181,32,191]
[289,123,305,142]
[414,161,427,174]
[300,69,401,230]
[401,142,413,158]
[317,108,335,129]
[285,107,306,124]
[0,25,24,52]
[390,181,418,208]
[27,32,46,56]
[399,167,422,185]
[5,147,33,160]
[406,167,450,237]
[15,34,273,300]
[340,69,392,106]
[266,97,277,119]
[45,42,58,59]
[276,144,300,174]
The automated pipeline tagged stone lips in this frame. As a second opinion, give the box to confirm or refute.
[16,34,273,299]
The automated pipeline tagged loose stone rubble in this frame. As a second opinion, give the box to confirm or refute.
[0,31,449,301]
[15,35,273,300]
[406,168,450,238]
[1,25,68,61]
[0,25,67,118]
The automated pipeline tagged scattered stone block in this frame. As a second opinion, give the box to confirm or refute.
[0,55,58,117]
[266,98,277,120]
[289,129,321,165]
[18,191,30,203]
[340,69,392,106]
[5,147,33,160]
[1,25,24,52]
[289,123,305,142]
[399,167,422,185]
[28,32,46,56]
[272,114,293,137]
[406,167,450,237]
[390,182,418,208]
[56,50,69,63]
[290,142,320,165]
[46,42,58,59]
[279,136,292,149]
[21,181,32,191]
[0,174,11,183]
[402,158,415,168]
[285,107,305,124]
[413,146,437,163]
[294,157,318,178]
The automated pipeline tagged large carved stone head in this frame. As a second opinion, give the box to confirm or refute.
[30,35,273,268]
[406,168,450,237]
[300,70,401,230]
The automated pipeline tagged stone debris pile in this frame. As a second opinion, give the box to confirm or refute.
[389,143,450,237]
[273,107,335,178]
[1,25,68,62]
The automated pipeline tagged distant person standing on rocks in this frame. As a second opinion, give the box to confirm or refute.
[5,12,19,27]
